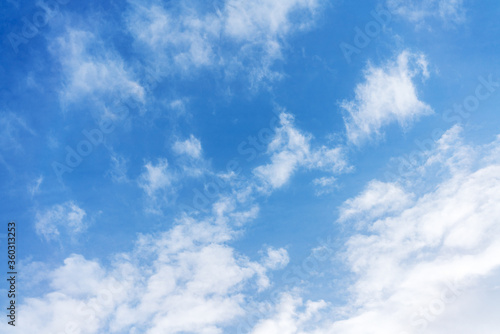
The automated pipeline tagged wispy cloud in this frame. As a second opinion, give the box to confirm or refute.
[254,112,349,190]
[387,0,466,25]
[35,201,87,241]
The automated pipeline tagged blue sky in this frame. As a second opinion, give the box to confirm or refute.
[1,0,500,333]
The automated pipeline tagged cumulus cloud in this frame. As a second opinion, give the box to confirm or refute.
[254,112,348,190]
[341,51,433,145]
[9,200,289,334]
[35,201,87,241]
[387,0,466,25]
[138,158,179,213]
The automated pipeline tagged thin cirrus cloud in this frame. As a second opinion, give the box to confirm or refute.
[387,0,466,24]
[49,28,145,109]
[341,50,433,145]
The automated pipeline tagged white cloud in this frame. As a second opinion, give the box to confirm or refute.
[28,175,44,196]
[387,0,466,25]
[254,112,348,190]
[247,126,500,334]
[312,176,337,195]
[341,51,433,145]
[126,0,321,87]
[12,201,289,334]
[338,180,414,225]
[173,134,203,159]
[35,202,87,241]
[50,28,144,109]
[138,158,172,197]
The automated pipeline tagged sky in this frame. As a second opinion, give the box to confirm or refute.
[1,0,500,333]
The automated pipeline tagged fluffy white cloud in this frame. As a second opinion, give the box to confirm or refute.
[254,112,348,189]
[312,176,337,195]
[173,134,203,159]
[138,158,172,197]
[35,201,87,241]
[341,51,432,145]
[28,175,44,197]
[10,199,288,334]
[250,294,327,334]
[387,0,466,25]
